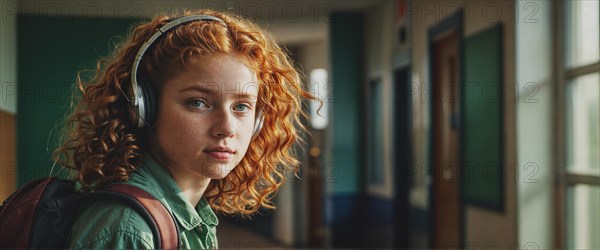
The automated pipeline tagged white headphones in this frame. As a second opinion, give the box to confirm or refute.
[127,15,264,139]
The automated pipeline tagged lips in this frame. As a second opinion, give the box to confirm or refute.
[204,146,235,160]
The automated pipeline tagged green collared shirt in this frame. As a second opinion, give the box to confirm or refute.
[68,155,219,249]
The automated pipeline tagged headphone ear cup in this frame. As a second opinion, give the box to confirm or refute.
[137,76,158,128]
[252,110,265,139]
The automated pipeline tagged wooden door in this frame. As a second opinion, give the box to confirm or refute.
[432,30,461,248]
[0,110,16,200]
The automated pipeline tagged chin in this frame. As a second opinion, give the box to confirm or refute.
[206,172,231,179]
[201,164,235,179]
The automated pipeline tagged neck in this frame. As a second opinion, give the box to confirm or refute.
[146,144,210,207]
[171,171,211,207]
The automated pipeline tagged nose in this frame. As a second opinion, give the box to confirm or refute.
[211,109,236,138]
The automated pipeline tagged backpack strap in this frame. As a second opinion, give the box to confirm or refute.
[92,184,180,249]
[0,177,56,248]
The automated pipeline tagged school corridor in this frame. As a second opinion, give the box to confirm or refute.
[1,0,599,249]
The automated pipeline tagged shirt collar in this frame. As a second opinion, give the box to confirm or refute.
[196,196,219,227]
[131,154,219,230]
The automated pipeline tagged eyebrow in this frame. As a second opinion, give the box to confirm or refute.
[179,85,218,95]
[179,85,258,100]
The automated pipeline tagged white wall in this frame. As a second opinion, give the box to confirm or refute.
[273,176,295,244]
[1,0,18,114]
[272,39,329,245]
[462,1,518,248]
[364,0,396,199]
[516,1,553,249]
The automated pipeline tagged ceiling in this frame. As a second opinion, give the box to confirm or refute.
[17,0,382,44]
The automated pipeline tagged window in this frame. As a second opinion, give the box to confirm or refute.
[562,1,600,249]
[309,68,329,130]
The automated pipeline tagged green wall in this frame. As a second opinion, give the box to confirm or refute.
[17,15,141,185]
[330,13,364,193]
[462,24,504,210]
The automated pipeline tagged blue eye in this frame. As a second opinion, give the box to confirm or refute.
[233,104,250,112]
[188,100,208,109]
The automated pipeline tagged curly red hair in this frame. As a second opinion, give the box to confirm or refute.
[54,9,316,215]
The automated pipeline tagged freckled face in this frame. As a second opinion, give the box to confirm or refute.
[154,55,258,179]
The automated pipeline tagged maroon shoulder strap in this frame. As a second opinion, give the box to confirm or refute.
[104,184,179,249]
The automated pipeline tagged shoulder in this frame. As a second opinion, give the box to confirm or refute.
[68,198,155,249]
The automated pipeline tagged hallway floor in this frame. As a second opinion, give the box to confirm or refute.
[217,219,286,249]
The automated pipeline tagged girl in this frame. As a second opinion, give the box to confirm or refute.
[55,9,316,249]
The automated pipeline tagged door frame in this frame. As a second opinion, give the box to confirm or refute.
[427,9,465,248]
[393,65,412,248]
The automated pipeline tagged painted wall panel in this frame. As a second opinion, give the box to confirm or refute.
[17,15,140,185]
